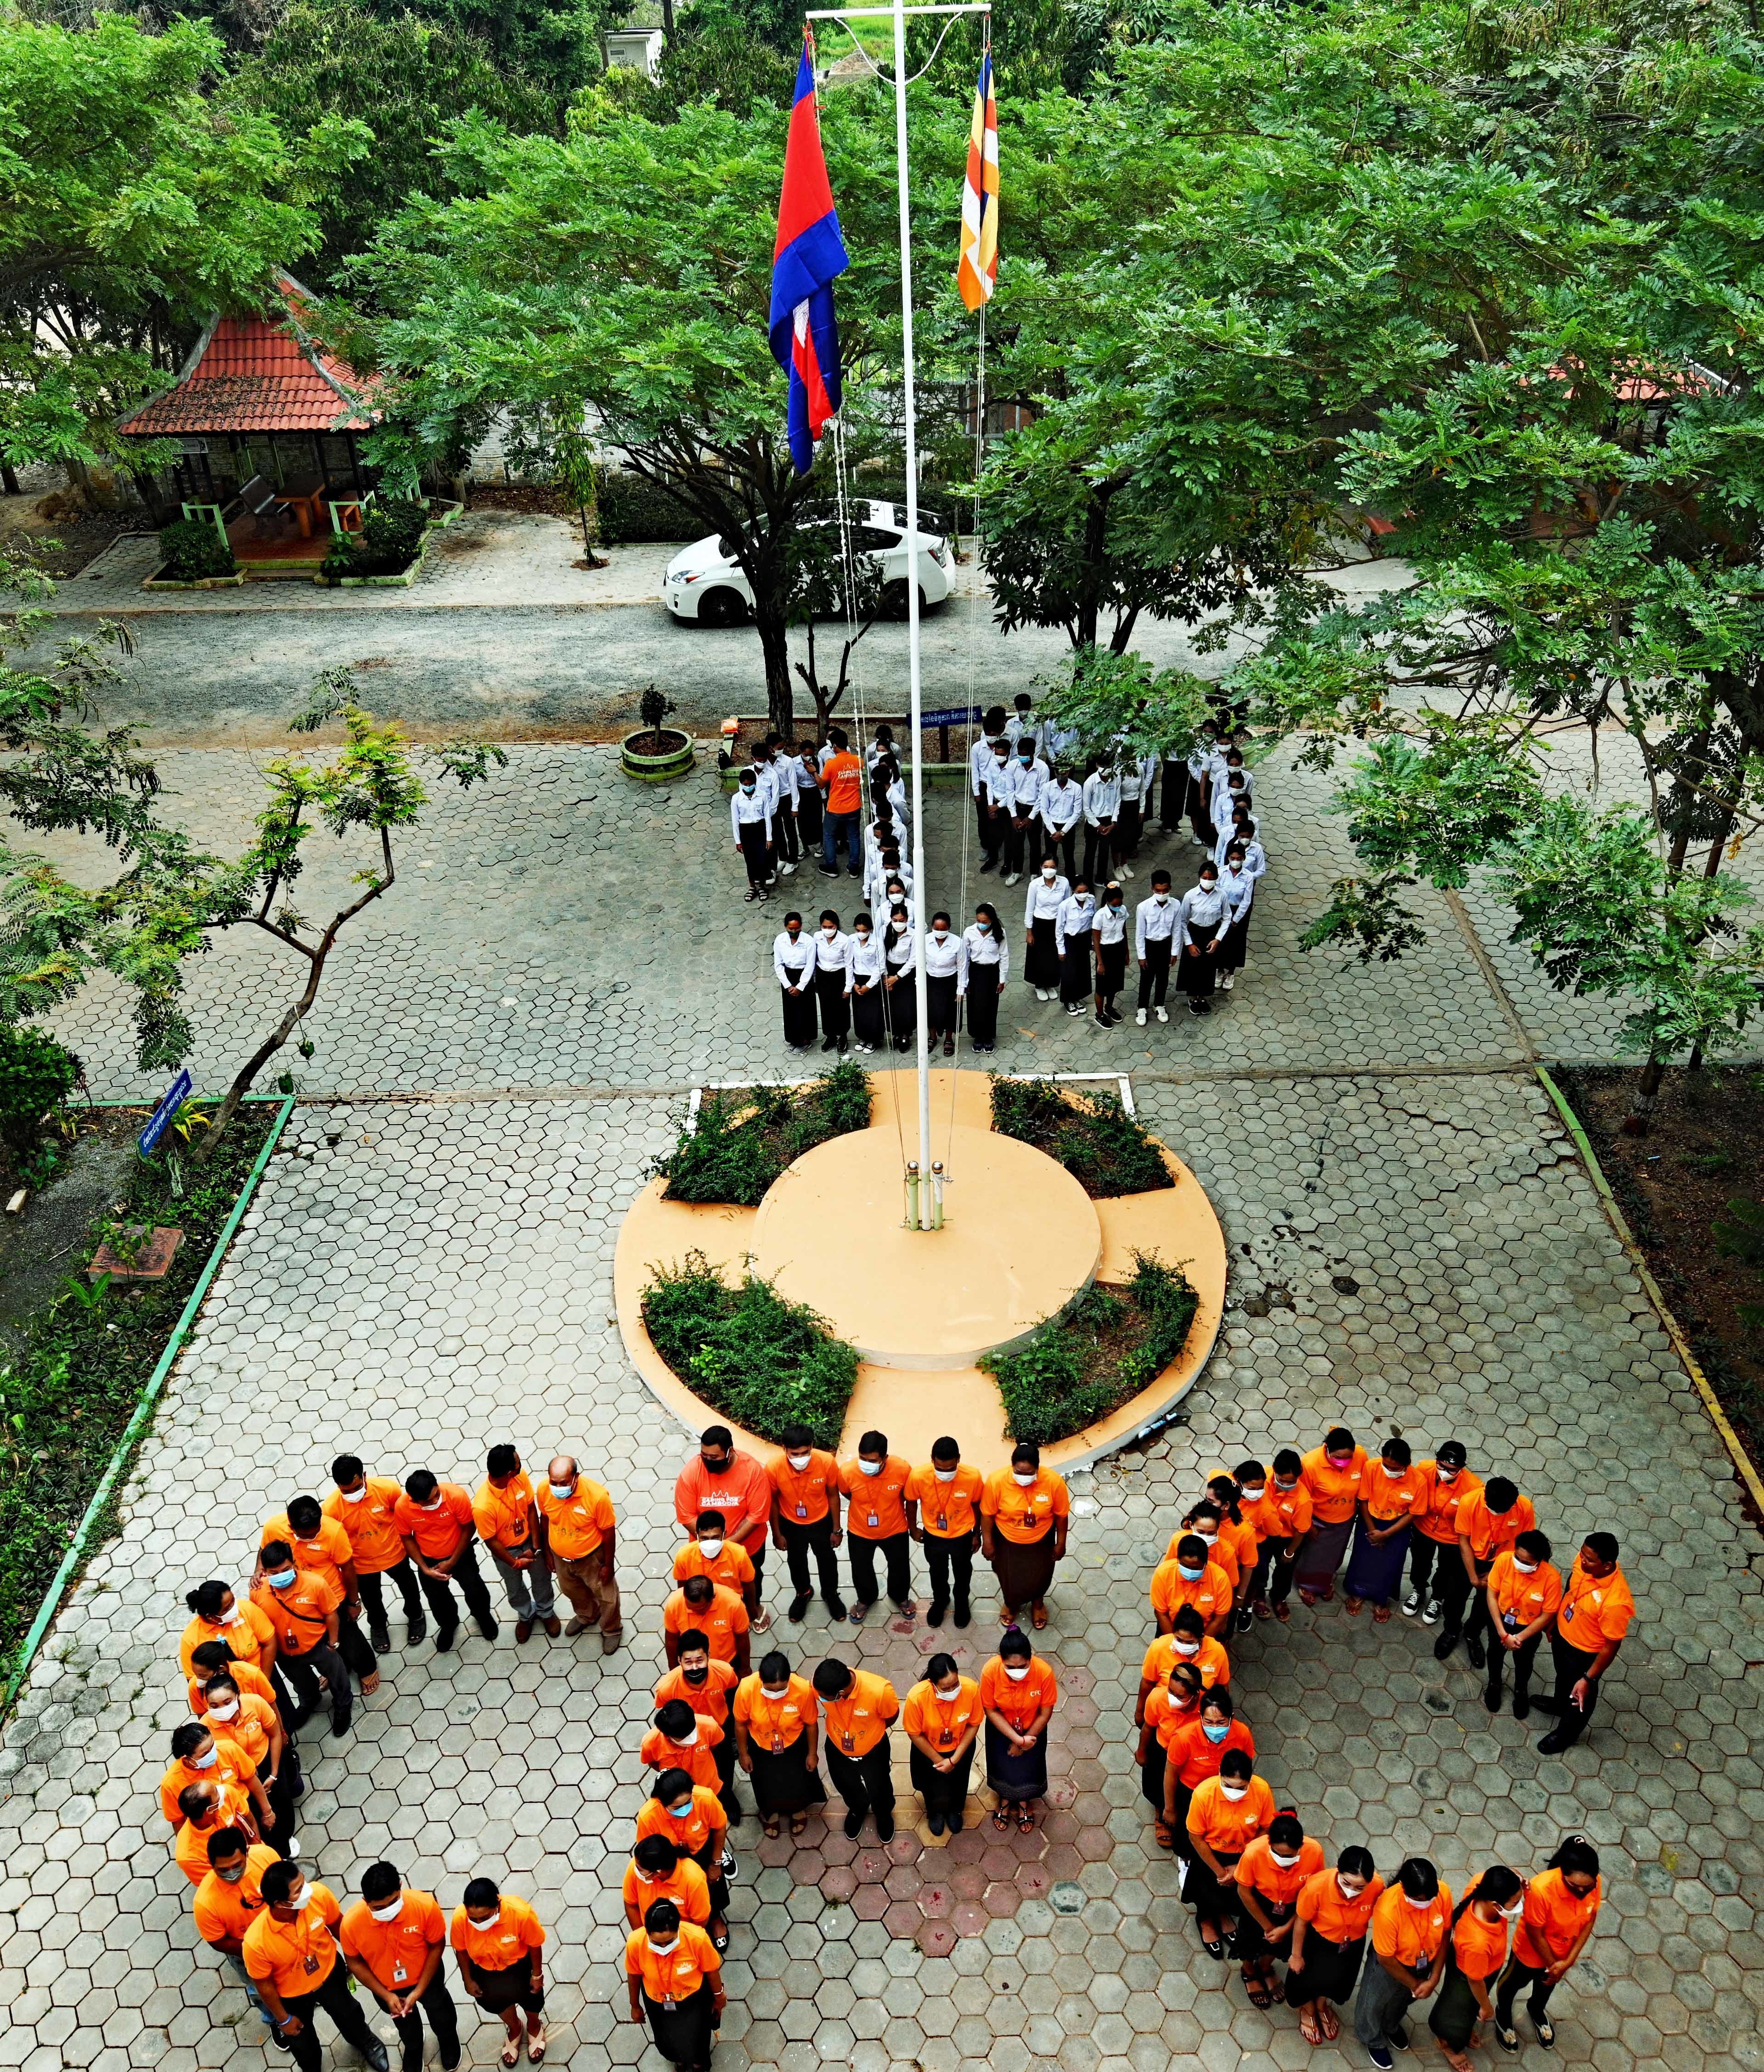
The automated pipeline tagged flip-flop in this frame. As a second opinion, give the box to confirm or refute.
[360,1672,381,1695]
[1031,1603,1048,1629]
[1319,2006,1340,2041]
[1299,2012,1322,2045]
[1343,1596,1363,1616]
[789,1812,809,1838]
[1153,1821,1174,1849]
[1373,1604,1392,1623]
[1297,1589,1317,1607]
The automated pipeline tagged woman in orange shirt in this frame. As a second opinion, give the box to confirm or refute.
[1287,1846,1382,2044]
[1492,1836,1602,2051]
[180,1582,284,1706]
[902,1654,983,1835]
[450,1877,547,2064]
[732,1652,825,1840]
[626,1899,724,2072]
[1163,1687,1254,1861]
[979,1628,1058,1832]
[1136,1655,1204,1844]
[638,1772,730,1946]
[1295,1427,1368,1605]
[1183,1749,1274,1959]
[980,1443,1070,1629]
[1233,1812,1325,2006]
[1343,1437,1430,1621]
[1427,1867,1522,2072]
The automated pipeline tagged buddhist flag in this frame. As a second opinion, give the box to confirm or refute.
[957,50,998,311]
[769,48,849,475]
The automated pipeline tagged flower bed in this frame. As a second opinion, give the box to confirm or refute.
[654,1060,871,1206]
[989,1075,1174,1198]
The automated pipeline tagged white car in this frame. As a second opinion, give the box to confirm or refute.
[664,500,952,626]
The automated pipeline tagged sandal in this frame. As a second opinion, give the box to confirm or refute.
[992,1806,1011,1831]
[359,1671,381,1695]
[1253,1600,1273,1622]
[1343,1595,1363,1616]
[1297,1589,1317,1608]
[1319,2006,1340,2042]
[1017,1808,1036,1833]
[1373,1603,1392,1623]
[528,2025,547,2063]
[1000,1606,1017,1625]
[1299,2012,1322,2046]
[1274,1601,1291,1623]
[1031,1602,1048,1629]
[501,2041,520,2068]
[1153,1820,1174,1849]
[761,1816,781,1839]
[789,1811,810,1838]
[1242,1975,1273,2010]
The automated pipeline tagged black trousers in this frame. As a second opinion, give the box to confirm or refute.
[1408,1536,1450,1601]
[280,1640,352,1732]
[1460,1558,1495,1651]
[1098,940,1127,1005]
[1082,823,1116,884]
[1433,1552,1479,1637]
[1544,1634,1602,1745]
[1159,759,1185,830]
[1003,815,1031,874]
[1487,1628,1544,1707]
[980,804,1005,864]
[738,816,771,888]
[1119,799,1143,854]
[777,807,800,863]
[1494,1955,1563,2031]
[358,1561,423,1629]
[276,1961,383,2072]
[780,1515,842,1603]
[1266,1541,1299,1607]
[814,965,850,1039]
[417,1541,496,1636]
[337,1607,378,1683]
[265,1749,303,1849]
[849,1531,911,1608]
[1136,937,1173,1008]
[923,1533,973,1612]
[826,1740,896,1824]
[392,1973,460,2072]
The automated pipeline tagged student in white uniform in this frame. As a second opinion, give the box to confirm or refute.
[1022,859,1069,1000]
[960,903,1008,1053]
[923,911,964,1057]
[978,740,1013,875]
[773,912,817,1048]
[877,757,911,845]
[1115,746,1145,876]
[1133,870,1179,1025]
[1093,881,1129,1028]
[970,707,1008,855]
[1039,766,1083,881]
[1215,804,1264,876]
[1042,713,1081,766]
[1003,742,1050,886]
[1177,863,1229,1016]
[1220,747,1255,808]
[1082,765,1122,887]
[847,913,888,1052]
[750,746,787,877]
[1056,879,1096,1017]
[1212,769,1251,844]
[1184,718,1223,844]
[867,724,896,772]
[883,902,918,1052]
[766,737,801,872]
[813,910,852,1055]
[1216,845,1256,993]
[786,740,823,856]
[732,768,774,902]
[1003,692,1036,751]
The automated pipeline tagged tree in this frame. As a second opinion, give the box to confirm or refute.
[1033,645,1212,770]
[348,0,619,99]
[786,512,886,743]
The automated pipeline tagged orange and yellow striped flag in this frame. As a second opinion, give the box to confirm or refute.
[956,50,998,311]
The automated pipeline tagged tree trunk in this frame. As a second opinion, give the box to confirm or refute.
[195,988,315,1158]
[1623,726,1714,1133]
[755,598,795,738]
[1,464,18,496]
[1074,488,1109,651]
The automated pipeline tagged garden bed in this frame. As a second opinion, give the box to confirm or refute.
[641,1250,857,1446]
[654,1060,871,1206]
[981,1253,1199,1447]
[990,1075,1174,1198]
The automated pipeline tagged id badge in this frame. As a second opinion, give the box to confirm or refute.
[1502,1611,1520,1632]
[940,1729,953,1747]
[393,1962,409,1984]
[663,1993,676,2011]
[867,1511,879,1528]
[303,1954,321,1976]
[795,1503,807,1519]
[935,1513,948,1532]
[842,1731,855,1752]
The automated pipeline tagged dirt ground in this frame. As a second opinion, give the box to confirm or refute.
[0,1109,142,1358]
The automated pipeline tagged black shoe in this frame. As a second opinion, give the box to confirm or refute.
[1537,1731,1569,1755]
[1483,1686,1501,1713]
[1234,1607,1252,1635]
[978,857,995,873]
[837,1035,848,1054]
[843,1809,865,1839]
[406,1612,427,1645]
[788,1591,813,1623]
[1512,1692,1531,1720]
[822,1035,837,1051]
[928,1812,946,1836]
[927,1598,947,1627]
[826,1596,848,1620]
[875,1814,895,1842]
[1391,2025,1412,2052]
[1432,1627,1460,1661]
[476,1613,500,1641]
[435,1624,457,1653]
[954,1602,971,1628]
[1465,1634,1486,1669]
[365,2045,390,2072]
[330,1711,353,1740]
[368,1622,391,1654]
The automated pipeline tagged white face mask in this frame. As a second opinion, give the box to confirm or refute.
[934,1466,958,1482]
[675,1727,699,1746]
[191,1744,219,1769]
[649,1937,678,1955]
[473,1906,501,1928]
[287,1884,310,1913]
[1012,1470,1037,1486]
[856,932,869,944]
[698,1538,724,1557]
[208,1699,240,1721]
[822,924,835,937]
[1338,1877,1365,1901]
[1221,1783,1248,1802]
[422,1498,442,1512]
[761,1684,789,1701]
[786,1453,811,1471]
[1514,1558,1538,1574]
[1271,1850,1301,1868]
[858,1459,883,1477]
[1042,868,1056,881]
[1196,1526,1217,1543]
[1403,1892,1435,1911]
[1500,1901,1524,1919]
[935,1685,960,1701]
[1154,893,1169,905]
[1003,1665,1030,1681]
[1382,1463,1404,1480]
[933,927,948,940]
[1173,1639,1199,1656]
[1241,1487,1266,1506]
[218,1605,242,1626]
[341,1487,366,1504]
[369,1897,404,1923]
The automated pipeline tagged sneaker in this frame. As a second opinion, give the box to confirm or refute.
[788,1591,813,1623]
[1369,2052,1395,2072]
[1155,1006,1168,1023]
[1196,997,1211,1014]
[1136,1008,1148,1026]
[843,1809,865,1839]
[1094,1015,1112,1031]
[1495,2027,1520,2056]
[1392,2028,1412,2053]
[1004,872,1020,887]
[1233,1607,1252,1635]
[779,861,796,875]
[1422,1598,1442,1626]
[1119,863,1134,879]
[1533,2019,1555,2049]
[284,1834,301,1858]
[1036,988,1050,1002]
[875,1814,895,1842]
[1402,1591,1423,1618]
[1066,1003,1085,1017]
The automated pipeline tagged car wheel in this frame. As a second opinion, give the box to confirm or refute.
[881,582,929,621]
[697,588,748,628]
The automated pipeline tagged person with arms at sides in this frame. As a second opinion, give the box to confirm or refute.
[1288,1846,1383,2045]
[846,913,887,1053]
[1536,1535,1633,1753]
[838,1430,915,1623]
[730,761,773,903]
[1246,1450,1313,1625]
[960,902,1009,1053]
[1201,1470,1260,1628]
[195,1673,298,1852]
[786,739,822,856]
[451,1878,546,2066]
[1435,1474,1536,1667]
[185,1639,283,1731]
[818,726,864,878]
[979,737,1014,875]
[1172,1499,1241,1600]
[1234,1811,1325,2009]
[876,754,911,845]
[866,721,896,772]
[1002,738,1049,886]
[1023,858,1068,1002]
[980,1627,1059,1834]
[1183,720,1223,846]
[1216,843,1256,995]
[637,1770,731,1948]
[626,1898,725,2072]
[1482,1530,1561,1717]
[970,709,1008,861]
[191,1825,278,2024]
[1295,1428,1368,1607]
[623,1835,713,1937]
[474,1445,559,1643]
[642,1699,726,1798]
[536,1454,620,1650]
[772,912,817,1052]
[883,901,918,1053]
[1403,1442,1480,1626]
[656,1634,742,1825]
[733,1651,825,1839]
[256,1494,378,1689]
[923,911,965,1058]
[766,735,801,874]
[1039,766,1083,881]
[1176,861,1229,1017]
[1004,690,1039,752]
[394,1470,498,1652]
[1184,1747,1274,1960]
[1092,881,1130,1029]
[174,1780,259,1887]
[1212,768,1252,851]
[244,1859,389,2072]
[1493,1835,1602,2053]
[812,909,851,1055]
[254,1540,353,1739]
[1135,1605,1229,1729]
[1427,1866,1522,2072]
[1342,1436,1430,1622]
[1055,876,1096,1018]
[1115,745,1151,873]
[906,1436,984,1628]
[1151,1532,1234,1640]
[1134,870,1179,1026]
[814,1657,901,1841]
[1163,1685,1253,1864]
[1355,1857,1452,2072]
[327,1456,426,1651]
[902,1653,982,1836]
[749,743,782,883]
[1082,761,1122,887]
[663,1574,753,1678]
[768,1423,846,1624]
[341,1861,458,2072]
[180,1580,282,1703]
[675,1508,759,1629]
[981,1441,1070,1629]
[1136,1655,1206,1848]
[675,1424,774,1630]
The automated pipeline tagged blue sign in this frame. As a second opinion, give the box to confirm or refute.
[139,1070,193,1157]
[920,706,984,727]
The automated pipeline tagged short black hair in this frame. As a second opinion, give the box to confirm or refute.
[812,1658,853,1699]
[171,1722,209,1758]
[1516,1529,1552,1564]
[633,1836,678,1873]
[858,1430,888,1454]
[462,1877,501,1909]
[1273,1448,1302,1475]
[1585,1531,1619,1564]
[361,1862,400,1903]
[931,1436,960,1462]
[208,1826,248,1863]
[260,1540,293,1569]
[681,1575,715,1602]
[405,1469,438,1502]
[486,1443,520,1478]
[1172,1607,1204,1637]
[1437,1441,1468,1468]
[700,1425,733,1450]
[261,1860,303,1905]
[758,1650,791,1684]
[287,1495,321,1532]
[644,1899,681,1937]
[332,1454,364,1484]
[675,1629,710,1655]
[1486,1476,1519,1510]
[1324,1426,1355,1451]
[780,1424,812,1450]
[653,1768,695,1804]
[1218,1748,1252,1780]
[655,1700,697,1739]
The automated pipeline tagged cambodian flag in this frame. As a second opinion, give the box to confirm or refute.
[769,49,848,475]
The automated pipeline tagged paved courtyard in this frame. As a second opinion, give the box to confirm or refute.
[2,726,1762,2072]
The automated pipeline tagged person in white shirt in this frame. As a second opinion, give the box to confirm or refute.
[786,740,823,855]
[1177,864,1230,1016]
[773,912,817,1048]
[1215,803,1264,876]
[1082,766,1122,886]
[1093,882,1129,1027]
[1216,845,1256,994]
[766,737,801,873]
[923,911,965,1057]
[1022,861,1069,1000]
[732,768,774,901]
[867,724,897,772]
[1042,715,1081,766]
[1184,719,1223,844]
[1002,744,1049,885]
[960,903,1009,1053]
[978,740,1013,875]
[1212,769,1251,842]
[883,903,918,1053]
[1115,745,1145,877]
[749,746,787,876]
[813,910,852,1055]
[1003,692,1036,751]
[847,912,887,1051]
[1056,880,1096,1018]
[970,707,1008,853]
[1220,747,1255,809]
[876,757,911,845]
[1038,767,1083,880]
[1133,871,1180,1025]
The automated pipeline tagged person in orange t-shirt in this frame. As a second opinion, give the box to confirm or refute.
[339,1861,456,2070]
[1438,1474,1535,1667]
[642,1700,726,1794]
[624,1902,726,2068]
[1184,1752,1274,1956]
[187,1638,279,1717]
[243,1861,385,2071]
[901,1655,982,1834]
[194,1673,296,1838]
[536,1453,621,1649]
[253,1541,353,1738]
[1296,1427,1367,1604]
[656,1642,742,1813]
[255,1496,380,1690]
[981,1442,1071,1627]
[733,1653,824,1836]
[674,1511,757,1607]
[1402,1440,1480,1626]
[394,1469,499,1648]
[813,1658,900,1842]
[1136,1661,1203,1847]
[1170,1500,1240,1591]
[159,1718,274,1839]
[1343,1437,1431,1619]
[180,1582,279,1685]
[767,1422,846,1624]
[1254,1449,1315,1622]
[1150,1536,1234,1637]
[1163,1688,1255,1852]
[1234,1813,1326,2004]
[327,1454,426,1651]
[1493,1837,1602,2047]
[192,1829,279,2017]
[818,727,865,874]
[1357,1858,1452,2067]
[1287,1847,1384,2043]
[623,1836,713,1931]
[676,1425,774,1629]
[174,1780,259,1886]
[1136,1609,1229,1723]
[663,1575,752,1674]
[451,1878,546,2062]
[1427,1866,1523,2070]
[906,1436,984,1629]
[1539,1535,1634,1754]
[473,1444,558,1640]
[637,1774,730,1942]
[1482,1530,1562,1718]
[979,1629,1057,1830]
[837,1430,915,1621]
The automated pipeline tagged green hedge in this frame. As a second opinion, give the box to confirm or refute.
[598,470,699,544]
[655,1061,871,1206]
[157,518,238,580]
[0,1026,80,1166]
[322,497,429,579]
[990,1075,1173,1197]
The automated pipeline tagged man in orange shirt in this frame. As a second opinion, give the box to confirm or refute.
[675,1425,775,1632]
[656,1637,742,1817]
[642,1700,726,1793]
[536,1453,621,1649]
[175,1780,259,1885]
[243,1859,389,2072]
[1355,1857,1451,2070]
[838,1430,915,1622]
[473,1444,559,1642]
[1538,1532,1634,1753]
[906,1436,983,1629]
[340,1860,457,2072]
[663,1575,753,1675]
[254,1539,354,1738]
[192,1826,278,2024]
[813,1656,901,1841]
[394,1469,499,1650]
[256,1494,377,1687]
[818,725,864,875]
[1402,1441,1480,1628]
[1436,1473,1535,1668]
[768,1422,846,1624]
[327,1454,427,1652]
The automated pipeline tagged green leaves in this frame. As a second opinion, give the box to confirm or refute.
[1036,647,1212,770]
[1333,730,1547,890]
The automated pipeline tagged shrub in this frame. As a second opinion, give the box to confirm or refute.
[322,497,429,580]
[989,1075,1173,1197]
[0,1025,80,1160]
[598,469,697,544]
[656,1060,871,1206]
[156,518,237,581]
[642,1251,858,1446]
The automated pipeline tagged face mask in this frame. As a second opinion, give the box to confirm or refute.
[1042,868,1055,881]
[1382,1463,1403,1480]
[674,1727,699,1746]
[369,1897,404,1923]
[682,1665,708,1683]
[216,1862,247,1884]
[286,1885,309,1913]
[698,1537,724,1557]
[266,1568,297,1590]
[856,931,869,944]
[422,1498,442,1512]
[1012,1470,1037,1486]
[1202,1721,1229,1744]
[1200,879,1217,892]
[208,1699,240,1721]
[1437,1467,1459,1482]
[1403,1893,1435,1911]
[218,1605,242,1626]
[1174,1639,1199,1657]
[1500,1901,1524,1919]
[649,1937,679,1955]
[933,927,948,940]
[1220,1783,1248,1802]
[761,1684,789,1701]
[1196,1527,1218,1544]
[740,781,755,794]
[1514,1558,1538,1574]
[1274,1478,1296,1493]
[667,1805,692,1821]
[1241,1486,1266,1506]
[936,1685,960,1701]
[934,1466,958,1482]
[191,1743,219,1769]
[549,1482,575,1500]
[1154,893,1169,905]
[822,925,835,936]
[341,1488,366,1504]
[786,1452,811,1470]
[1338,1877,1364,1901]
[473,1905,502,1926]
[858,1459,883,1477]
[1178,1562,1205,1581]
[1003,1665,1030,1681]
[1326,1455,1353,1470]
[1272,1851,1301,1868]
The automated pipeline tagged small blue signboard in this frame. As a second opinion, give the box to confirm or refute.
[920,706,984,727]
[139,1070,193,1157]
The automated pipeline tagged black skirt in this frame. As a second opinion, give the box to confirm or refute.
[689,1842,729,1916]
[984,1719,1048,1802]
[926,971,958,1034]
[851,980,886,1047]
[1232,1895,1296,1961]
[885,968,916,1039]
[1182,1848,1242,1919]
[814,964,850,1037]
[472,1958,544,2016]
[1176,939,1217,997]
[1428,1956,1487,2048]
[1217,907,1251,972]
[1060,935,1093,1004]
[1167,1779,1195,1859]
[1099,939,1127,998]
[910,1737,975,1818]
[1026,917,1060,987]
[965,967,1001,1047]
[780,979,817,1047]
[749,1732,827,1817]
[643,1981,718,2068]
[1287,1930,1365,2008]
[991,1528,1057,1609]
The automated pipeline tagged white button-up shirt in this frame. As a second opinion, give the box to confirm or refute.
[1055,893,1096,957]
[923,929,965,980]
[733,788,772,839]
[1039,778,1083,836]
[960,922,1009,989]
[1025,872,1070,926]
[1220,865,1255,920]
[1094,902,1128,946]
[813,927,851,976]
[1134,892,1180,956]
[1179,884,1229,948]
[1082,772,1121,826]
[847,935,886,989]
[773,930,813,988]
[969,736,997,799]
[1006,758,1049,812]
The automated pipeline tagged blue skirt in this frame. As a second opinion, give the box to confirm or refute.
[1343,1518,1411,1606]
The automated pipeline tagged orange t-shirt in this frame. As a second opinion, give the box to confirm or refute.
[392,1484,475,1561]
[1186,1774,1274,1856]
[626,1922,721,2004]
[733,1672,818,1752]
[451,1894,546,1974]
[196,1692,278,1769]
[1142,1684,1200,1755]
[905,1463,984,1539]
[1217,1513,1258,1572]
[768,1448,840,1526]
[978,1655,1058,1735]
[640,1718,724,1792]
[672,1539,756,1593]
[1254,1481,1313,1541]
[1359,1459,1430,1524]
[473,1474,540,1555]
[1371,1883,1453,1971]
[259,1512,354,1588]
[160,1736,258,1825]
[1167,1715,1255,1790]
[1488,1552,1563,1633]
[981,1467,1071,1544]
[1457,1488,1536,1564]
[323,1477,408,1574]
[340,1888,445,1990]
[1167,1527,1239,1589]
[1296,1867,1385,1944]
[179,1603,277,1680]
[663,1585,750,1662]
[654,1660,739,1727]
[636,1786,726,1857]
[674,1454,772,1542]
[1450,1903,1511,1982]
[1556,1560,1634,1649]
[1150,1558,1234,1627]
[242,1882,342,1996]
[1301,1445,1368,1525]
[1415,1466,1482,1545]
[1141,1634,1230,1690]
[536,1477,616,1560]
[192,1842,279,1947]
[821,751,863,815]
[837,1455,913,1540]
[623,1856,712,1926]
[822,1671,899,1757]
[1514,1869,1601,1969]
[189,1660,277,1716]
[1237,1834,1325,1907]
[902,1676,982,1750]
[175,1797,253,1886]
[251,1570,343,1658]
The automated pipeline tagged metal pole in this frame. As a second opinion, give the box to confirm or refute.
[892,0,933,1227]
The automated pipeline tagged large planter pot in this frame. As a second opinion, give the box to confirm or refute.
[623,727,695,782]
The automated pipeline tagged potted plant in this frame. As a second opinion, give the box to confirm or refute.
[622,686,694,781]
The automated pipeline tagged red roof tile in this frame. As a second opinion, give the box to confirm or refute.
[119,272,378,438]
